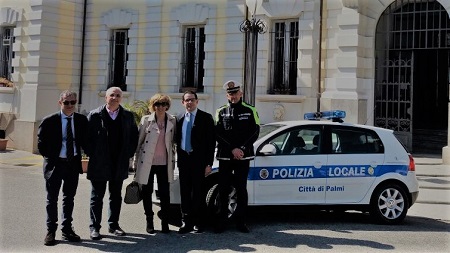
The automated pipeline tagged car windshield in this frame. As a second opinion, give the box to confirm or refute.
[258,124,286,140]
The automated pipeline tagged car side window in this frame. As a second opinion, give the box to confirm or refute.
[331,127,384,154]
[297,129,322,154]
[285,131,306,155]
[270,133,289,154]
[264,127,322,156]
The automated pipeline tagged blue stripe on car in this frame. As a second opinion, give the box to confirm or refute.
[248,165,408,180]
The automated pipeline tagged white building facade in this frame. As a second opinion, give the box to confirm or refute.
[1,0,450,162]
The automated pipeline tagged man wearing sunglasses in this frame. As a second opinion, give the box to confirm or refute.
[85,87,138,240]
[38,90,89,246]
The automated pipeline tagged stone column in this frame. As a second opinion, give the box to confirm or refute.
[442,102,450,164]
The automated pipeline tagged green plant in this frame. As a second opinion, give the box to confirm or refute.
[123,99,150,125]
[81,151,89,160]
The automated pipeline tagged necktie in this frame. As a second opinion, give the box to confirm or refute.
[184,113,192,152]
[66,117,74,161]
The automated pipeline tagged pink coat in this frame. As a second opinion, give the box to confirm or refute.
[134,113,176,185]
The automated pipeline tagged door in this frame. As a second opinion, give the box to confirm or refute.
[251,126,327,204]
[325,126,385,204]
[412,49,449,153]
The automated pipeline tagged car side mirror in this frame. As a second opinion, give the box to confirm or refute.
[259,143,277,155]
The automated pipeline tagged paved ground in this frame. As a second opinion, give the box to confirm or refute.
[0,149,449,252]
[411,155,450,206]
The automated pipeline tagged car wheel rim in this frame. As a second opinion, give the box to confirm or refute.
[378,188,405,219]
[228,188,237,218]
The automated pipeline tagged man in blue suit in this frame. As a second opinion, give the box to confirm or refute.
[37,90,89,246]
[176,90,216,234]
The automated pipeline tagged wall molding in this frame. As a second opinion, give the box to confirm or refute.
[262,0,304,18]
[0,7,21,26]
[172,3,210,24]
[102,9,136,29]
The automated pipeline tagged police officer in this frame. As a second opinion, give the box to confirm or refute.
[214,80,260,233]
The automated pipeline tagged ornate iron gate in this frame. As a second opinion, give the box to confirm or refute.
[375,0,450,151]
[375,52,413,149]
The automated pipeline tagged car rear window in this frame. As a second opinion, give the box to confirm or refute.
[331,127,384,154]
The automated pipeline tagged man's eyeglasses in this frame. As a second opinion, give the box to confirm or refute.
[62,100,77,105]
[183,98,197,103]
[154,102,169,107]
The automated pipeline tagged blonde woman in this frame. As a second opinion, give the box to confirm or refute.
[134,94,176,234]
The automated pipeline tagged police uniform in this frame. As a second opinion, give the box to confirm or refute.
[215,80,260,233]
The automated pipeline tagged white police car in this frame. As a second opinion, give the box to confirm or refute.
[161,110,419,225]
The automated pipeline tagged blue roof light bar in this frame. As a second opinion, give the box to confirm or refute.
[304,110,346,122]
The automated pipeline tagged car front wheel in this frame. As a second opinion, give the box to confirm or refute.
[206,184,237,219]
[370,183,409,224]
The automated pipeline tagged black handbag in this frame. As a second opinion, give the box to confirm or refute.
[124,180,142,204]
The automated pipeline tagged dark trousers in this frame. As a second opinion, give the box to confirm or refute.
[178,151,205,227]
[218,159,250,224]
[89,180,123,231]
[142,165,170,221]
[45,159,79,232]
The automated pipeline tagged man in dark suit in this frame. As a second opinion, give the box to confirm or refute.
[37,90,89,246]
[176,90,216,234]
[86,87,138,240]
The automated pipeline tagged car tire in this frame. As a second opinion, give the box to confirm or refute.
[370,183,409,225]
[205,184,237,220]
[206,184,220,217]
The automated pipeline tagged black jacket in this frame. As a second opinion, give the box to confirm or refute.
[86,105,138,181]
[215,99,260,160]
[176,109,216,167]
[37,112,89,179]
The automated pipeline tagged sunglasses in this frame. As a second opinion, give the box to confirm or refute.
[62,100,77,105]
[154,102,169,107]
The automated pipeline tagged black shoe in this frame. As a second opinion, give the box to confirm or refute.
[90,229,101,240]
[178,225,193,234]
[146,222,155,234]
[62,228,81,242]
[236,223,250,233]
[193,225,204,234]
[161,221,170,233]
[44,231,56,246]
[109,226,126,236]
